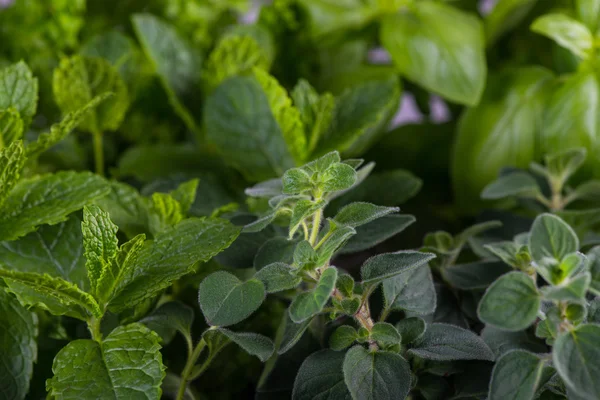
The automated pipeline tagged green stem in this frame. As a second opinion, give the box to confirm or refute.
[92,131,104,176]
[309,209,323,246]
[88,316,103,343]
[176,339,207,400]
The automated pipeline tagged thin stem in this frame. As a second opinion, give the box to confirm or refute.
[176,339,207,400]
[92,131,104,176]
[302,222,310,241]
[535,193,553,210]
[309,209,323,246]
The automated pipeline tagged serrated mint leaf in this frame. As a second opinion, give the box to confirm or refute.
[0,61,38,127]
[198,271,265,326]
[383,263,436,315]
[205,75,295,181]
[292,349,351,400]
[489,349,548,400]
[396,317,426,345]
[371,322,401,347]
[0,289,36,400]
[441,261,513,290]
[409,323,494,361]
[169,179,198,215]
[140,301,194,345]
[329,325,358,351]
[255,262,301,293]
[0,108,23,146]
[0,140,25,208]
[47,323,165,399]
[361,250,436,286]
[343,345,411,400]
[148,192,184,234]
[82,205,118,300]
[333,202,398,228]
[93,180,148,238]
[531,14,593,59]
[481,172,540,200]
[478,272,541,331]
[341,214,416,254]
[553,324,600,399]
[278,312,313,355]
[291,79,335,154]
[381,1,485,105]
[0,171,109,241]
[529,214,579,266]
[217,328,275,362]
[53,55,129,134]
[289,267,337,323]
[0,215,87,289]
[109,218,240,312]
[0,270,100,320]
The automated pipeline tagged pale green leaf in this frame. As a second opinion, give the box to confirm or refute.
[529,214,579,265]
[576,0,600,33]
[148,192,184,234]
[0,140,25,208]
[531,14,593,59]
[0,61,38,127]
[485,0,539,44]
[481,172,541,200]
[0,108,23,147]
[289,267,337,323]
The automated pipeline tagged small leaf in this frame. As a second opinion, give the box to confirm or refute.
[336,273,354,297]
[321,163,357,193]
[255,262,301,293]
[540,271,590,301]
[330,325,358,351]
[361,251,436,286]
[371,322,402,347]
[396,317,426,345]
[290,200,325,237]
[293,240,318,270]
[343,345,411,400]
[485,241,522,268]
[529,214,579,265]
[47,323,165,399]
[243,211,278,233]
[553,324,600,398]
[282,168,312,195]
[217,328,275,362]
[489,350,548,400]
[544,147,587,183]
[291,79,334,154]
[140,301,194,345]
[455,220,502,246]
[333,202,399,228]
[478,272,541,331]
[315,223,356,264]
[568,180,600,203]
[293,349,351,400]
[340,298,361,315]
[481,172,540,200]
[0,61,38,127]
[531,14,593,59]
[289,267,337,323]
[198,271,265,327]
[254,237,296,270]
[409,323,494,361]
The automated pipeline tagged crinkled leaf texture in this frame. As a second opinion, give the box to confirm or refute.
[0,61,38,127]
[0,140,26,208]
[0,289,37,400]
[47,323,166,400]
[293,349,351,400]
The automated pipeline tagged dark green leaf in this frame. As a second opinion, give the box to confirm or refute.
[278,313,313,355]
[361,251,436,286]
[333,202,398,228]
[489,349,548,400]
[383,263,436,315]
[329,325,358,351]
[140,301,194,345]
[481,172,541,200]
[217,328,275,362]
[255,262,301,293]
[371,322,401,347]
[292,349,351,400]
[0,61,38,127]
[409,323,494,361]
[341,214,416,254]
[441,261,513,290]
[396,317,426,345]
[289,267,337,323]
[254,237,296,270]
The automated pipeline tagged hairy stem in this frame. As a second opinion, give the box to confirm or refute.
[309,209,323,246]
[176,339,207,400]
[92,131,104,176]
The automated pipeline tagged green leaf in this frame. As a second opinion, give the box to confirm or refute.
[485,0,539,44]
[540,272,591,301]
[441,261,513,290]
[330,325,359,351]
[481,172,541,200]
[485,241,522,268]
[255,262,301,293]
[53,55,129,133]
[278,313,313,355]
[396,317,426,345]
[383,263,436,315]
[290,200,325,237]
[0,289,36,400]
[282,168,312,195]
[0,215,88,289]
[0,270,100,320]
[576,0,600,33]
[452,67,552,210]
[529,214,579,267]
[317,76,401,156]
[587,246,600,295]
[47,323,165,399]
[489,350,548,400]
[544,147,587,183]
[381,1,485,105]
[254,237,296,270]
[0,171,109,241]
[198,271,265,326]
[298,0,379,39]
[292,349,351,400]
[455,220,503,247]
[343,345,411,400]
[169,179,199,215]
[0,61,38,127]
[321,163,357,193]
[205,75,295,181]
[140,301,194,345]
[82,205,118,300]
[478,272,541,331]
[0,140,25,208]
[93,181,148,238]
[336,273,355,297]
[568,180,600,203]
[371,322,402,347]
[531,14,593,59]
[289,267,337,323]
[294,240,318,270]
[148,192,184,234]
[291,79,335,154]
[409,323,494,361]
[341,214,416,254]
[315,224,356,264]
[217,328,275,362]
[0,108,23,147]
[108,218,240,312]
[361,251,436,286]
[553,324,600,398]
[333,202,398,228]
[25,94,111,158]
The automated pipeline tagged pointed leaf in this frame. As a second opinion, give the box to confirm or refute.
[481,172,540,200]
[140,301,194,345]
[341,214,415,254]
[409,323,494,361]
[371,322,401,347]
[531,14,593,59]
[217,328,275,362]
[330,325,359,351]
[255,262,301,293]
[333,202,398,228]
[0,61,38,127]
[289,267,337,323]
[396,317,426,345]
[529,214,579,264]
[278,313,313,355]
[0,108,23,146]
[361,251,436,286]
[293,349,351,400]
[0,140,25,208]
[383,263,436,315]
[489,349,548,400]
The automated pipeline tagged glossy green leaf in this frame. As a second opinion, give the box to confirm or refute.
[298,0,379,39]
[47,323,165,399]
[485,0,539,44]
[478,272,541,331]
[198,271,265,326]
[409,323,494,361]
[293,349,351,400]
[0,289,36,400]
[381,1,485,105]
[531,14,593,59]
[0,171,109,241]
[343,345,411,400]
[383,263,436,315]
[0,61,38,127]
[217,328,275,362]
[329,325,358,351]
[481,172,541,200]
[289,267,337,323]
[489,350,548,400]
[361,251,436,286]
[576,0,600,33]
[0,108,23,147]
[255,262,301,293]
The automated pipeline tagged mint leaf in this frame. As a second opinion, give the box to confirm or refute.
[0,108,24,147]
[0,61,38,127]
[47,323,165,399]
[0,140,25,208]
[289,267,337,323]
[0,289,36,400]
[93,180,148,238]
[0,171,109,241]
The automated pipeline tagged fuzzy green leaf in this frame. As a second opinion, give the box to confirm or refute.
[0,61,38,127]
[441,261,513,290]
[361,251,436,286]
[140,301,194,345]
[217,328,275,362]
[278,313,313,355]
[383,263,436,315]
[481,172,541,200]
[291,79,335,154]
[396,317,426,345]
[409,323,494,361]
[341,214,416,254]
[333,202,398,228]
[289,267,337,323]
[489,350,548,400]
[255,262,301,293]
[330,325,359,351]
[293,349,351,400]
[529,213,579,267]
[371,322,402,347]
[47,323,165,399]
